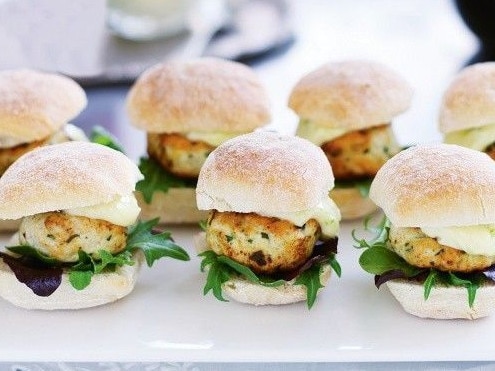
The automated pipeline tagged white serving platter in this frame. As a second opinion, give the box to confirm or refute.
[0,221,493,363]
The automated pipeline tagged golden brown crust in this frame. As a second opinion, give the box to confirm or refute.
[19,212,127,262]
[194,231,332,306]
[147,133,214,178]
[0,137,48,176]
[370,143,495,227]
[439,62,495,133]
[288,60,413,131]
[0,142,143,220]
[0,69,86,142]
[196,131,334,215]
[389,225,495,273]
[321,124,400,180]
[127,58,271,133]
[206,211,320,274]
[485,142,495,160]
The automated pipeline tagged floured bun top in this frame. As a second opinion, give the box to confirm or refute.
[370,143,495,227]
[0,141,143,220]
[288,60,413,131]
[196,131,334,215]
[439,62,495,133]
[126,57,271,133]
[0,69,87,144]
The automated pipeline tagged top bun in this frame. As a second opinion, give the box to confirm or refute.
[439,62,495,133]
[288,60,413,131]
[0,141,143,220]
[0,69,87,143]
[126,58,271,133]
[196,131,334,214]
[370,143,495,227]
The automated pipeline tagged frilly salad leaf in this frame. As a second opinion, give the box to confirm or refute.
[126,218,190,265]
[1,219,189,295]
[294,263,328,309]
[136,157,197,203]
[199,237,340,309]
[90,125,125,153]
[199,220,208,232]
[353,216,495,307]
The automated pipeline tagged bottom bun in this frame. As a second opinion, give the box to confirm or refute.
[222,265,331,306]
[194,232,331,306]
[386,279,495,320]
[0,252,143,310]
[137,188,209,224]
[330,187,377,220]
[0,218,21,233]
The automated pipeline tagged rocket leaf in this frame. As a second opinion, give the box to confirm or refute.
[1,218,189,295]
[136,157,196,203]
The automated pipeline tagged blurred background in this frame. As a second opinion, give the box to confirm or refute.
[0,0,485,160]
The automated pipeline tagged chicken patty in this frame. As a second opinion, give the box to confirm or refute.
[0,138,48,176]
[206,210,321,275]
[321,124,400,180]
[484,143,495,160]
[0,125,85,177]
[147,133,215,178]
[388,225,495,273]
[19,212,128,262]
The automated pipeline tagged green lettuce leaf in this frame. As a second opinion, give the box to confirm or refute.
[199,247,340,309]
[126,218,190,266]
[69,270,93,290]
[353,216,493,307]
[199,220,208,232]
[359,245,422,277]
[199,250,285,302]
[423,270,437,300]
[90,125,125,153]
[294,264,325,309]
[136,157,197,203]
[7,245,59,266]
[3,218,189,294]
[352,215,390,249]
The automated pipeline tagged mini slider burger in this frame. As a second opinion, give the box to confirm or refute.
[126,57,271,224]
[0,141,189,310]
[195,131,341,308]
[439,62,495,158]
[288,60,413,219]
[355,143,495,319]
[0,69,87,230]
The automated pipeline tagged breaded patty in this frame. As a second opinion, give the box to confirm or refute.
[147,133,215,178]
[0,138,48,176]
[206,210,320,275]
[388,225,495,273]
[321,124,400,180]
[19,212,127,262]
[484,143,495,160]
[0,125,84,177]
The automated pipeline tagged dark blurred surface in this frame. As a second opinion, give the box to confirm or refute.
[455,0,495,64]
[75,0,295,86]
[0,0,294,87]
